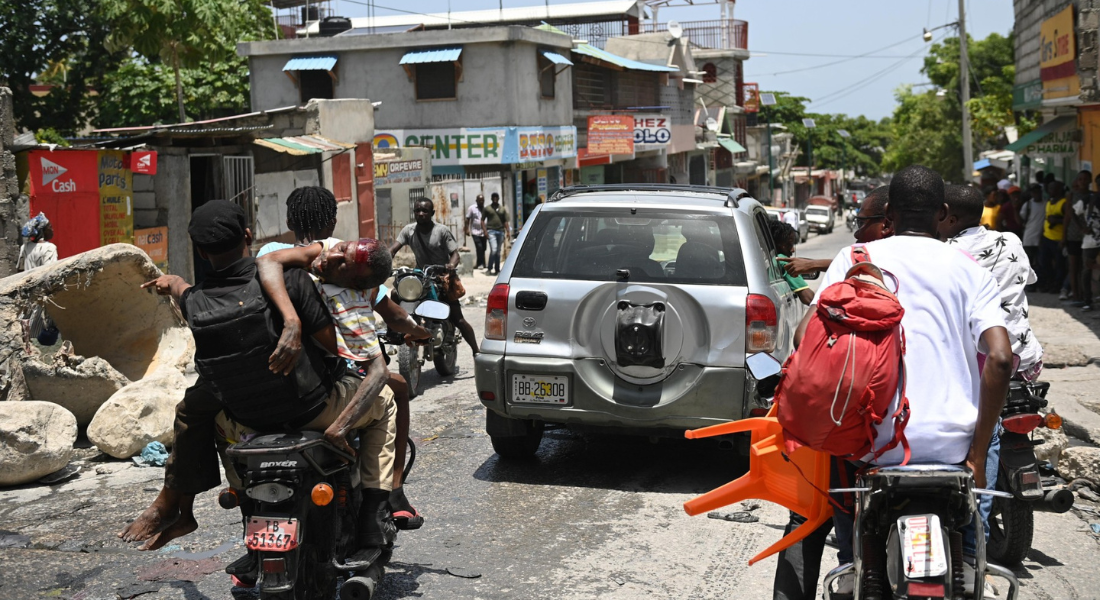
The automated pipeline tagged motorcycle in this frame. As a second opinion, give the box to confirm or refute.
[846,211,857,232]
[987,380,1074,565]
[219,432,415,599]
[823,465,1020,599]
[387,265,459,398]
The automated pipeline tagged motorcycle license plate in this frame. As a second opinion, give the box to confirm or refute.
[512,374,568,405]
[245,517,299,552]
[898,514,948,578]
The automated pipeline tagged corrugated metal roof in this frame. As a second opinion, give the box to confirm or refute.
[540,50,574,66]
[253,135,355,156]
[304,0,644,34]
[400,47,463,64]
[283,55,339,72]
[571,43,678,72]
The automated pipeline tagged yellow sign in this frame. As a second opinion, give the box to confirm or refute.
[1040,5,1079,101]
[98,150,134,245]
[135,227,169,272]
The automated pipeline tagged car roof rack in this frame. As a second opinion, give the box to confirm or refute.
[547,184,752,208]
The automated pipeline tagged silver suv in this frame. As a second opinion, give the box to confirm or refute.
[474,185,804,458]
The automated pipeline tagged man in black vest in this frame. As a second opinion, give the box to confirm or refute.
[120,201,397,560]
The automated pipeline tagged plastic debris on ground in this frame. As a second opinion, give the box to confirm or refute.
[1091,524,1100,535]
[446,567,482,579]
[0,530,31,548]
[132,441,169,467]
[707,510,760,523]
[37,463,81,485]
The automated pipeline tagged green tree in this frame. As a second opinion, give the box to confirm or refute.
[0,0,123,134]
[102,0,275,122]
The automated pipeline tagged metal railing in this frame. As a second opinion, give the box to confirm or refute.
[641,19,748,50]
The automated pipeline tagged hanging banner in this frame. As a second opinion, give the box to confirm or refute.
[1040,5,1079,101]
[134,227,169,272]
[98,150,134,246]
[588,115,635,155]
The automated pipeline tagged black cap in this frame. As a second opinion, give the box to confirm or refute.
[189,200,247,253]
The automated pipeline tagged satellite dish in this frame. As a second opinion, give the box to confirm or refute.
[705,117,719,132]
[668,21,683,39]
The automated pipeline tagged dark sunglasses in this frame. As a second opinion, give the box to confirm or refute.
[853,214,887,223]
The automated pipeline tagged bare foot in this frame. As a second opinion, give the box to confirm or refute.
[139,513,198,551]
[119,502,179,543]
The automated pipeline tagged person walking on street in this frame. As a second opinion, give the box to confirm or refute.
[1019,183,1047,274]
[980,186,1001,230]
[18,212,58,272]
[390,199,480,359]
[465,194,487,270]
[1075,179,1100,310]
[483,192,511,275]
[1039,181,1068,294]
[1066,171,1092,303]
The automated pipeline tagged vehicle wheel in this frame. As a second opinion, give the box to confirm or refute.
[987,495,1034,565]
[490,420,545,459]
[433,323,458,376]
[397,345,421,399]
[801,231,808,243]
[258,543,335,600]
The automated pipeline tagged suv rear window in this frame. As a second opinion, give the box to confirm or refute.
[512,209,747,285]
[806,207,829,216]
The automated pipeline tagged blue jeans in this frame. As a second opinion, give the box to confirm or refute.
[831,428,1001,565]
[487,229,505,273]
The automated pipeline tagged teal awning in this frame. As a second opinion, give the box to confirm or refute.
[1005,116,1075,153]
[400,47,463,64]
[717,138,747,153]
[283,55,338,71]
[571,44,679,73]
[540,50,574,66]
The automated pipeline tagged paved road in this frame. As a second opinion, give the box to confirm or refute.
[1,225,1098,599]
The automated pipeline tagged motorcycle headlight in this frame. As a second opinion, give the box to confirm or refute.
[396,276,424,302]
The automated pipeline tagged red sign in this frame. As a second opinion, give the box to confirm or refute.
[743,83,760,113]
[28,150,102,259]
[129,150,158,175]
[587,115,635,155]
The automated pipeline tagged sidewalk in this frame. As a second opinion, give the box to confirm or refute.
[1029,291,1100,443]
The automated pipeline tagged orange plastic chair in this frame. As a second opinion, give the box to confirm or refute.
[684,408,833,565]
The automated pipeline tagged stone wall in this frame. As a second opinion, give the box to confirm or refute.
[0,89,22,278]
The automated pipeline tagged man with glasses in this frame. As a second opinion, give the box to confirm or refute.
[778,186,893,279]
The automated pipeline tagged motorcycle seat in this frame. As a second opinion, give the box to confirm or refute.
[226,431,354,473]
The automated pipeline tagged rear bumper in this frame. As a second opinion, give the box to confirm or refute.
[475,353,747,431]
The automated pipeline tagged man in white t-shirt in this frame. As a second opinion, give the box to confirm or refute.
[782,208,800,230]
[1073,178,1100,310]
[796,165,1014,576]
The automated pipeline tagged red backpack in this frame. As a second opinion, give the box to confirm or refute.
[774,246,911,464]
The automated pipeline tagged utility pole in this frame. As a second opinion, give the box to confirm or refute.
[958,0,973,183]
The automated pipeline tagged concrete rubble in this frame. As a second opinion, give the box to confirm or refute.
[0,400,77,485]
[0,244,194,481]
[1059,446,1100,485]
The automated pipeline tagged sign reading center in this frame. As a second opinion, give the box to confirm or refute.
[373,129,505,166]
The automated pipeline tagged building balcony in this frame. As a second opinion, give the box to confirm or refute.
[641,19,748,51]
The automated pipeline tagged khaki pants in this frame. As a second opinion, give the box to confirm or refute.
[216,374,397,491]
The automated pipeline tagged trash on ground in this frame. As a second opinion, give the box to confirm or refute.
[1077,487,1100,503]
[37,463,80,485]
[132,441,169,467]
[446,567,482,579]
[741,501,762,511]
[707,510,760,523]
[0,530,31,548]
[1091,523,1100,535]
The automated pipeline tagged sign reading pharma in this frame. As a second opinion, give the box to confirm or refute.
[373,126,576,167]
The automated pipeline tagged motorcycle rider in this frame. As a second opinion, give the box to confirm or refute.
[795,165,1014,595]
[389,198,479,359]
[258,186,430,529]
[778,185,893,279]
[119,202,402,561]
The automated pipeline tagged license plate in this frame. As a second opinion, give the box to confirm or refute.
[511,374,569,405]
[898,514,947,578]
[245,517,299,552]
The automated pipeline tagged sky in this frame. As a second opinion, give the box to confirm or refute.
[331,0,1015,121]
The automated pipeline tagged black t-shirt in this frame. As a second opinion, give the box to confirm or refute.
[180,257,332,337]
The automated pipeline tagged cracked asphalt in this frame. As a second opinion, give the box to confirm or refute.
[1,228,1099,599]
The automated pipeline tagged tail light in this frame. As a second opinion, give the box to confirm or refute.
[218,488,240,509]
[746,294,777,353]
[311,483,334,506]
[485,283,510,340]
[1045,412,1063,430]
[1002,414,1043,434]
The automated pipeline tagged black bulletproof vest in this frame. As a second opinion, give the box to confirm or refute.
[185,276,332,431]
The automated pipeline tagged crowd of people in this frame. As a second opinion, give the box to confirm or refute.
[981,170,1100,311]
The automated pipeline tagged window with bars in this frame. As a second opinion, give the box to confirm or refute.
[415,63,457,100]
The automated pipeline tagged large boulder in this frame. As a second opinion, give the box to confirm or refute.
[1033,426,1070,472]
[87,367,187,458]
[1058,446,1100,483]
[20,355,130,425]
[0,401,77,486]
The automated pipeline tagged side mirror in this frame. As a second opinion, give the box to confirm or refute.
[414,300,450,321]
[746,352,782,380]
[801,271,820,280]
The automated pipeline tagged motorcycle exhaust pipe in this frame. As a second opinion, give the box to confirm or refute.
[341,575,377,600]
[1032,488,1074,514]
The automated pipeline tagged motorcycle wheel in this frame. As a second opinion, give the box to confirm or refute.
[987,495,1034,565]
[260,543,335,600]
[433,322,458,376]
[397,344,421,399]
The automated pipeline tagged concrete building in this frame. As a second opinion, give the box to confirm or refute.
[239,25,577,235]
[1010,0,1100,182]
[91,99,375,282]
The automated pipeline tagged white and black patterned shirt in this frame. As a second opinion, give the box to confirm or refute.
[947,226,1043,371]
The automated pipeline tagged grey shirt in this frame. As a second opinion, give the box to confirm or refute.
[396,222,457,268]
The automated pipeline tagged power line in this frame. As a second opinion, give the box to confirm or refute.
[810,33,945,109]
[753,50,924,59]
[756,34,926,77]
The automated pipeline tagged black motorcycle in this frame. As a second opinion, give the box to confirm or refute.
[219,432,412,599]
[388,265,458,398]
[987,380,1074,565]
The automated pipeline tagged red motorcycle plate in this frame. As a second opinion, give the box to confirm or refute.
[245,517,299,552]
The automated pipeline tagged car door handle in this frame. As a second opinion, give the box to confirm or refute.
[515,291,548,311]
